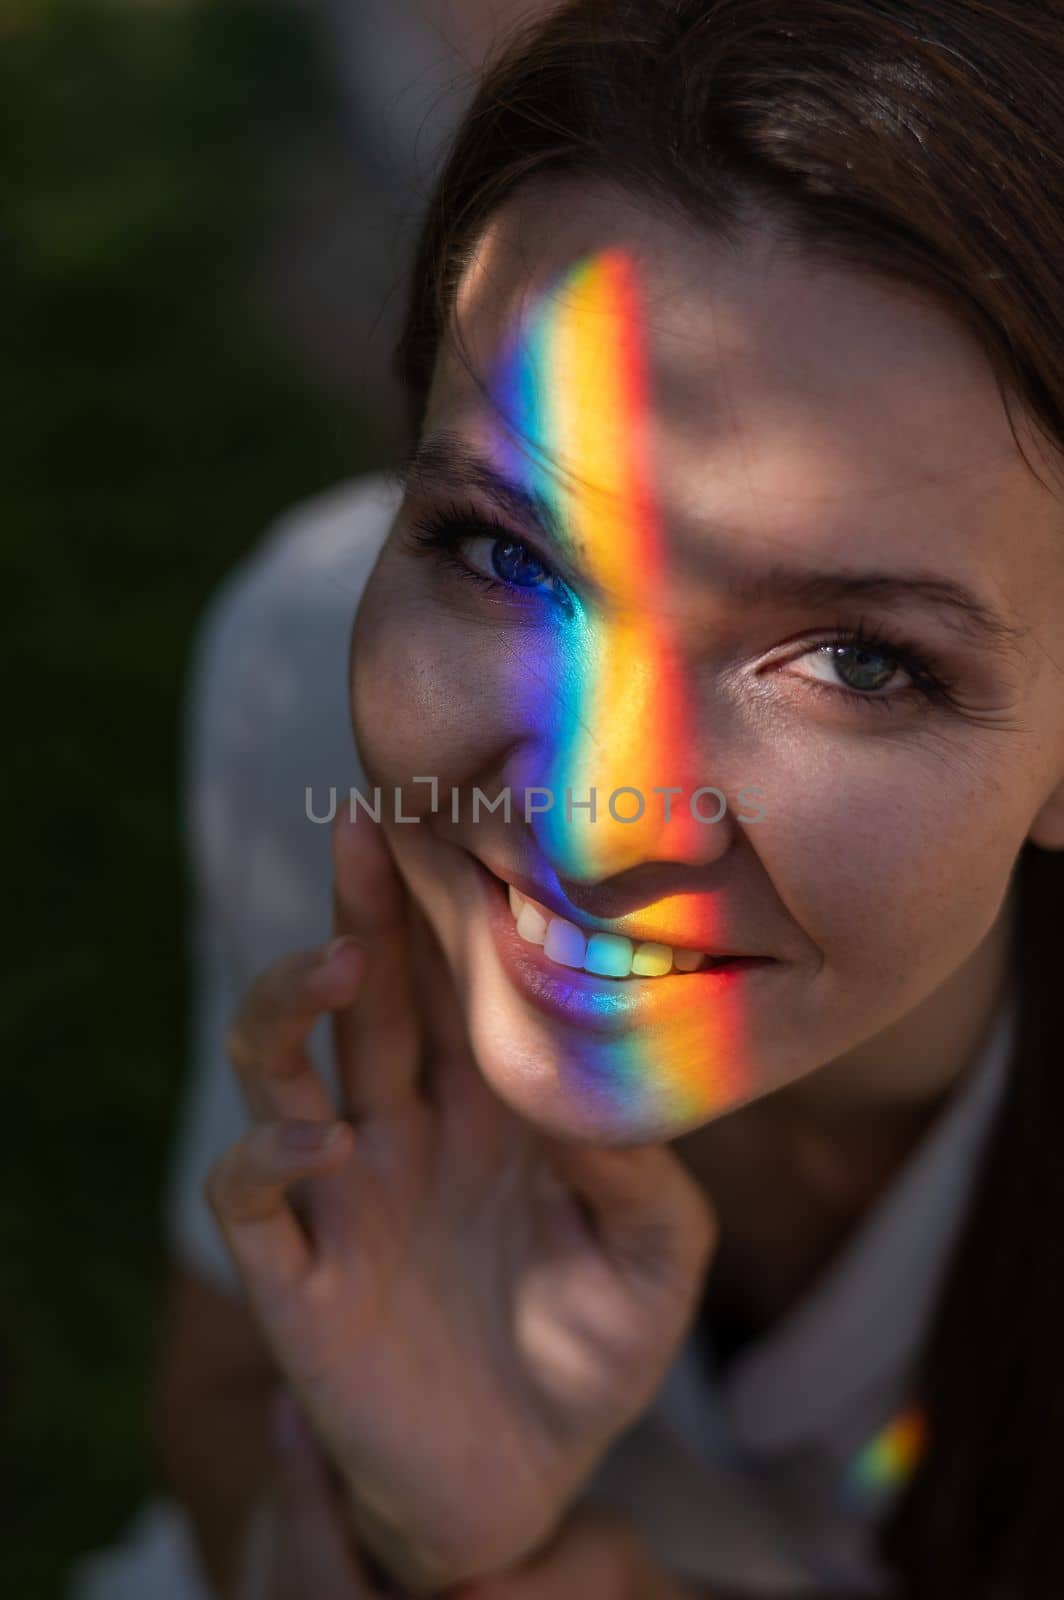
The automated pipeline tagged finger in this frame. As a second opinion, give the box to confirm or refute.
[406,907,540,1205]
[330,811,422,1119]
[228,942,367,1122]
[270,1388,385,1598]
[206,1119,354,1295]
[411,906,480,1095]
[546,1141,717,1298]
[415,905,526,1152]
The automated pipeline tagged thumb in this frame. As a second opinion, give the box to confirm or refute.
[547,1140,716,1298]
[330,809,424,1121]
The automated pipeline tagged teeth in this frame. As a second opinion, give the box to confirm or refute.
[516,899,548,945]
[585,933,634,977]
[543,916,587,968]
[632,942,673,977]
[507,883,707,979]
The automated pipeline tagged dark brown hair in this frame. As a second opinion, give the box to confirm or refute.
[394,3,1064,1593]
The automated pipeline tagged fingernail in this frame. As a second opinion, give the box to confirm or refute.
[318,934,360,966]
[280,1119,345,1152]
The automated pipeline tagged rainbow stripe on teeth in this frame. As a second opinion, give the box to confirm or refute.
[508,884,706,979]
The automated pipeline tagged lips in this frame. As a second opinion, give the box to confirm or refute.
[471,858,775,1033]
[509,883,720,978]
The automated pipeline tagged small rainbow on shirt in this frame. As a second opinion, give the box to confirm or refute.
[847,1406,928,1500]
[486,247,748,1125]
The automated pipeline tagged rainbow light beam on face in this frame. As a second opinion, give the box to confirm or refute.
[487,247,748,1130]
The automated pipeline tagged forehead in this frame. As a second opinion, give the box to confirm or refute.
[426,179,1044,555]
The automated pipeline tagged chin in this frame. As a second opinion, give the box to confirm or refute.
[460,958,758,1147]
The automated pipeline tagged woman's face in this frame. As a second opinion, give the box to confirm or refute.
[352,179,1064,1145]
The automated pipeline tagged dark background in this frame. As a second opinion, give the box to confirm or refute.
[4,2,393,1590]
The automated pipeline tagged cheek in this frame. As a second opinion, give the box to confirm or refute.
[351,571,512,796]
[755,742,1022,979]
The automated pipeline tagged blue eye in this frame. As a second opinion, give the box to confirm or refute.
[784,619,956,714]
[408,504,566,602]
[491,538,552,589]
[824,642,898,693]
[408,502,582,614]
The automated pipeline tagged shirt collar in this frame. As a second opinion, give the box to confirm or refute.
[658,989,1017,1460]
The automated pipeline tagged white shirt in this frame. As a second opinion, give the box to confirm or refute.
[69,473,1015,1598]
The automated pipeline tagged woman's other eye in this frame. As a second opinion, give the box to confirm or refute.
[799,640,907,693]
[781,625,955,714]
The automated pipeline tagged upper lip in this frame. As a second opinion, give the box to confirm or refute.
[488,862,769,959]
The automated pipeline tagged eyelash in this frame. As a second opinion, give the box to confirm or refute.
[407,503,958,715]
[409,502,572,605]
[795,619,956,715]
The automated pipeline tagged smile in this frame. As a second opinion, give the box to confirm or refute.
[508,884,718,979]
[472,860,774,1032]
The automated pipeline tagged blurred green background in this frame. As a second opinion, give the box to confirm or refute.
[3,1,387,1590]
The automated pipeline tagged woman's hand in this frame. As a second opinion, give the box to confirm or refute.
[207,813,715,1594]
[448,1508,699,1600]
[232,1387,399,1600]
[235,1392,696,1600]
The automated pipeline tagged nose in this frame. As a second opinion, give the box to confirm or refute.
[524,618,737,882]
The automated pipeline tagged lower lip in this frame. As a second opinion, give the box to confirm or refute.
[473,861,775,1033]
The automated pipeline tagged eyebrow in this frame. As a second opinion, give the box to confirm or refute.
[399,429,569,546]
[398,429,1028,653]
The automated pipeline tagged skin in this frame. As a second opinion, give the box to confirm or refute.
[200,175,1064,1597]
[245,1389,694,1599]
[352,176,1064,1162]
[247,1385,844,1600]
[207,820,714,1594]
